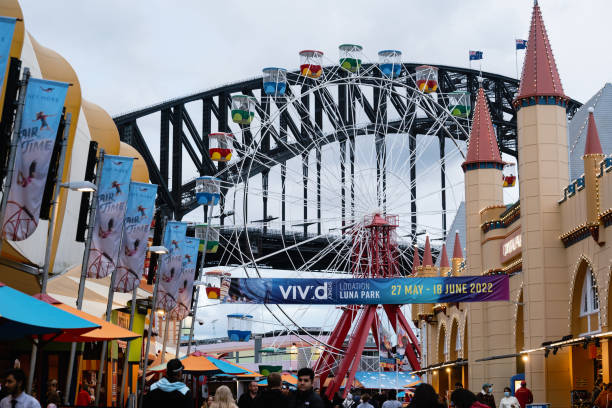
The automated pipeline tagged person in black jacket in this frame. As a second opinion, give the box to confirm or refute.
[255,373,287,408]
[288,367,324,408]
[143,359,193,408]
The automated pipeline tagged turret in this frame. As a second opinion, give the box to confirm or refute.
[439,243,451,277]
[583,107,605,242]
[418,236,437,277]
[462,85,504,276]
[451,231,464,276]
[514,1,570,403]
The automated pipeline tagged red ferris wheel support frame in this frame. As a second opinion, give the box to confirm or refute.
[317,214,422,399]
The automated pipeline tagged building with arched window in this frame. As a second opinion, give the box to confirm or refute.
[413,2,612,406]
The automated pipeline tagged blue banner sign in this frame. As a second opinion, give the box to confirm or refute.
[158,221,188,312]
[220,276,509,304]
[2,78,68,241]
[113,182,157,293]
[0,17,16,91]
[87,155,133,279]
[172,236,199,320]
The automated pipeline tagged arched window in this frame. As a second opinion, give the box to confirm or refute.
[580,267,600,335]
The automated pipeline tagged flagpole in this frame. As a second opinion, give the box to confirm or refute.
[160,316,170,362]
[139,216,168,408]
[0,67,29,254]
[40,112,71,294]
[175,320,182,358]
[95,252,123,405]
[26,112,72,394]
[186,204,215,356]
[64,149,105,405]
[515,42,519,80]
[119,285,138,408]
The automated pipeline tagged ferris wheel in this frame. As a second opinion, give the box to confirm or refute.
[196,45,476,372]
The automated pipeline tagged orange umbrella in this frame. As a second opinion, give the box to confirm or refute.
[33,293,140,342]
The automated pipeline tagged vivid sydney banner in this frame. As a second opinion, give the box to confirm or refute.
[157,221,187,312]
[0,17,16,90]
[171,236,199,320]
[220,275,509,304]
[113,182,157,293]
[2,78,68,241]
[87,155,133,279]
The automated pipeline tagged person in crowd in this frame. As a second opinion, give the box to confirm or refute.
[454,382,463,390]
[356,394,373,408]
[288,367,324,408]
[255,372,288,408]
[475,383,495,408]
[0,369,41,408]
[210,386,237,408]
[381,390,402,408]
[449,388,488,408]
[331,390,344,408]
[513,381,533,408]
[45,379,60,408]
[76,381,91,406]
[0,372,8,402]
[201,395,214,408]
[592,380,603,406]
[407,383,444,408]
[595,383,612,408]
[143,358,193,408]
[498,387,519,408]
[237,381,258,408]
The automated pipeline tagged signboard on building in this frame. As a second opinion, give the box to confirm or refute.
[500,228,522,264]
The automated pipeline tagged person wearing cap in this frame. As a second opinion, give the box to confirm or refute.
[475,383,495,408]
[513,381,532,408]
[144,358,193,408]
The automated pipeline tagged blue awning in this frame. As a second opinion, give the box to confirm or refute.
[0,283,99,340]
[354,371,422,390]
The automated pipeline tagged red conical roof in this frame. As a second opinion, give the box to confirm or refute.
[439,244,449,268]
[462,87,503,170]
[411,245,420,274]
[584,108,603,156]
[516,1,565,101]
[452,231,463,259]
[422,236,433,267]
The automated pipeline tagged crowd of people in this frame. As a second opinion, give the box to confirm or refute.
[0,361,538,408]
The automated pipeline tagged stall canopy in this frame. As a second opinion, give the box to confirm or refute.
[353,371,422,389]
[148,351,249,375]
[258,373,297,386]
[0,282,99,340]
[33,293,140,342]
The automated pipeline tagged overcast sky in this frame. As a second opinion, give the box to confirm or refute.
[17,0,612,116]
[16,0,611,339]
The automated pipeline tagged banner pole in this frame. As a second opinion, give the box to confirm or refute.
[0,67,29,254]
[119,285,138,408]
[64,149,105,405]
[95,263,121,404]
[160,317,170,362]
[139,216,167,408]
[26,112,71,394]
[175,320,182,358]
[41,112,71,294]
[186,204,215,356]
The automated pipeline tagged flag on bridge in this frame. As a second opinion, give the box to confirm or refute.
[469,50,483,61]
[515,39,527,50]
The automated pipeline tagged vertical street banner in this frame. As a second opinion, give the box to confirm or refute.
[157,221,187,312]
[87,155,133,279]
[378,324,395,369]
[171,236,199,320]
[0,17,16,92]
[113,182,157,292]
[395,327,412,371]
[1,78,68,241]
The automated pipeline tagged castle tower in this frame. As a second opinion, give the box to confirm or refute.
[439,243,451,277]
[462,81,504,391]
[514,0,570,402]
[583,107,604,242]
[451,231,463,276]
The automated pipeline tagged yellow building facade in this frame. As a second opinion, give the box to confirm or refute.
[413,2,612,407]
